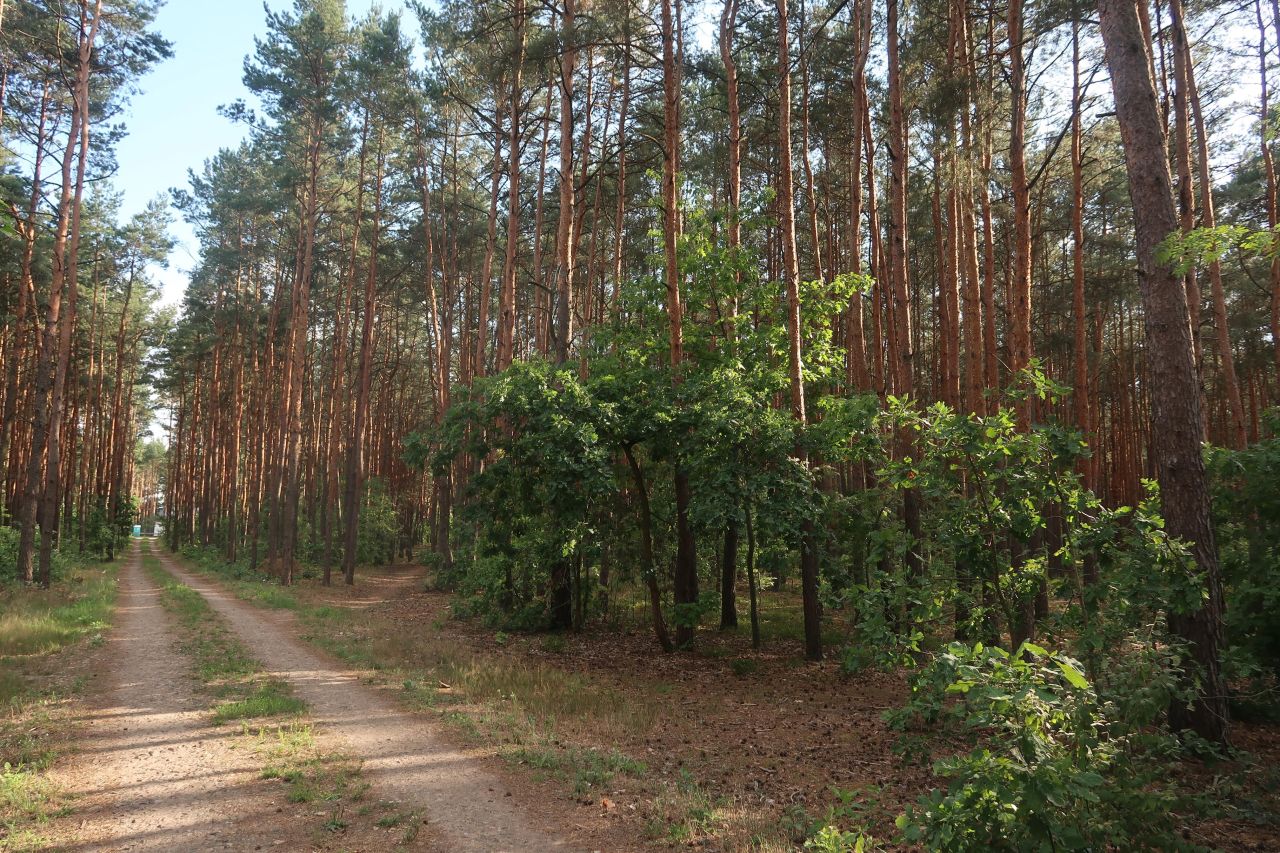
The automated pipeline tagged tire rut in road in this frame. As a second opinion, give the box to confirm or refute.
[151,549,573,853]
[47,543,294,851]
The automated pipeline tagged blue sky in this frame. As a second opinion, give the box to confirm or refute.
[114,0,410,306]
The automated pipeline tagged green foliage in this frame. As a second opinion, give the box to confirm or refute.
[0,528,83,587]
[802,786,887,851]
[1208,411,1280,716]
[1064,481,1207,678]
[212,683,307,725]
[407,359,616,627]
[0,529,17,584]
[839,590,923,674]
[819,370,1092,658]
[355,479,399,566]
[1158,224,1280,274]
[408,204,822,636]
[889,642,1202,852]
[78,494,138,561]
[815,366,1211,687]
[804,825,881,852]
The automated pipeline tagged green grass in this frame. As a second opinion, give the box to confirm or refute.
[141,546,303,723]
[0,565,116,700]
[730,658,759,678]
[375,811,416,828]
[0,556,118,851]
[212,682,306,725]
[507,744,646,795]
[0,762,57,823]
[0,722,64,853]
[0,673,25,708]
[252,722,367,807]
[0,759,66,851]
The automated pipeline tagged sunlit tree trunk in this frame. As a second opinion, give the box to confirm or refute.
[553,0,578,365]
[1099,0,1228,745]
[496,0,526,372]
[342,133,386,587]
[886,0,923,584]
[1008,0,1032,425]
[1258,0,1280,387]
[777,0,822,661]
[1070,12,1095,488]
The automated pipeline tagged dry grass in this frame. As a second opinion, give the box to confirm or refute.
[0,567,114,698]
[305,606,657,743]
[172,548,884,851]
[0,560,116,851]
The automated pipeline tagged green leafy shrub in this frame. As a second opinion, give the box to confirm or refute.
[0,528,18,583]
[1208,412,1280,717]
[805,825,880,852]
[889,641,1202,852]
[355,478,399,566]
[0,527,81,585]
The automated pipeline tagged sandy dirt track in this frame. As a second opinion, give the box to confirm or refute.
[149,547,573,853]
[48,543,290,851]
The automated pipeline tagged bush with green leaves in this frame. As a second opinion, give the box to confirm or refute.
[888,375,1091,643]
[407,203,827,637]
[1058,480,1209,682]
[804,825,881,852]
[814,365,1216,686]
[75,493,137,560]
[354,478,400,566]
[0,525,84,584]
[1207,411,1280,715]
[888,641,1203,852]
[407,359,617,628]
[814,369,1114,662]
[0,526,18,582]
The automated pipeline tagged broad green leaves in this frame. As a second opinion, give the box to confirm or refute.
[1157,224,1280,275]
[890,641,1206,852]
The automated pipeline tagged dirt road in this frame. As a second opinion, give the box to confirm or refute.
[149,547,572,853]
[47,543,291,851]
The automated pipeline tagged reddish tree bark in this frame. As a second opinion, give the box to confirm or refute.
[1098,0,1228,745]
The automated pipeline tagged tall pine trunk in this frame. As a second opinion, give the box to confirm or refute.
[1098,0,1228,745]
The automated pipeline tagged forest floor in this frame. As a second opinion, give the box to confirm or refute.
[9,545,1279,852]
[181,555,1280,853]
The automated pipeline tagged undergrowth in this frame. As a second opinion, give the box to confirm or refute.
[0,554,117,851]
[170,543,798,849]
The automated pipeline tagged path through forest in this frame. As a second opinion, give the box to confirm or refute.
[47,543,291,851]
[148,547,573,853]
